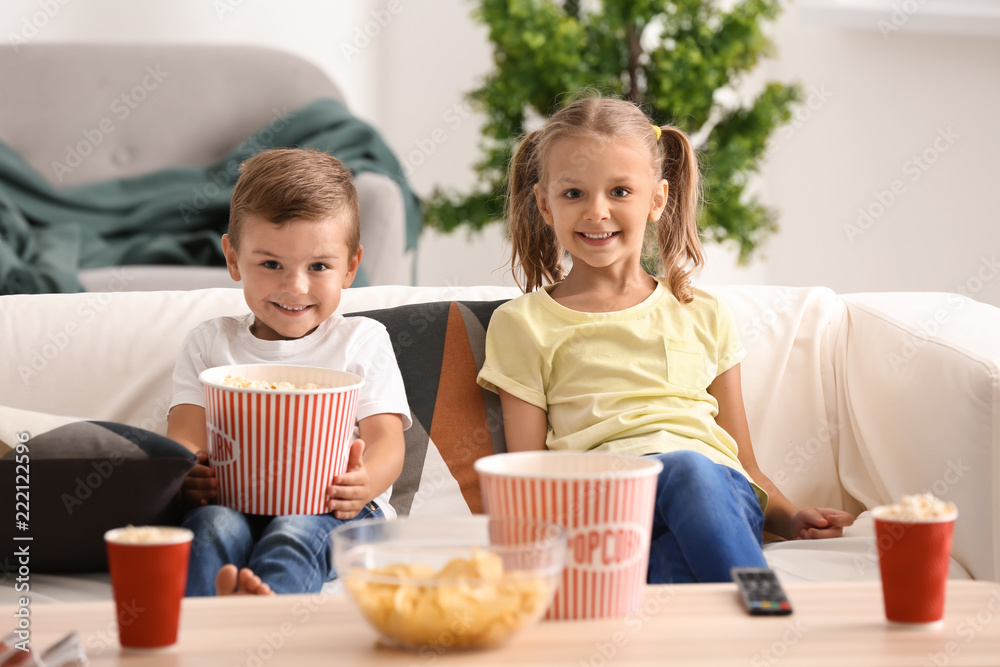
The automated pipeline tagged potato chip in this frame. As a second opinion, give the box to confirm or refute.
[344,549,556,649]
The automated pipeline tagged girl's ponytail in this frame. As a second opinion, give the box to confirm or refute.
[654,125,704,305]
[507,130,565,292]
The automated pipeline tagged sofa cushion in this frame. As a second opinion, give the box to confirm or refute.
[0,417,196,573]
[347,299,511,517]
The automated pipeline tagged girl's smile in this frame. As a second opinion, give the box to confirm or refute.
[578,230,621,244]
[533,135,667,278]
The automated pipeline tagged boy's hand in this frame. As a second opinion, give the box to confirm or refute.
[788,507,855,540]
[327,439,373,520]
[182,450,218,509]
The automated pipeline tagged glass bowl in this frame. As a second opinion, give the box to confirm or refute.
[331,515,567,650]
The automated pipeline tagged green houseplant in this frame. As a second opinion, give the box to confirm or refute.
[424,0,800,263]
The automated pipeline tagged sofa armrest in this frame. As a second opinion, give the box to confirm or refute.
[355,172,411,285]
[837,292,1000,581]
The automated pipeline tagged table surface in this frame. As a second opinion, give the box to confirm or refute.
[7,581,1000,666]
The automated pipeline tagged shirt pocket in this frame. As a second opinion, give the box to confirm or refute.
[664,339,710,390]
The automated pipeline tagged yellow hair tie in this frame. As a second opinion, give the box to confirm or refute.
[652,125,662,141]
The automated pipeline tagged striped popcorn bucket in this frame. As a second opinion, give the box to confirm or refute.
[475,451,662,620]
[199,364,363,515]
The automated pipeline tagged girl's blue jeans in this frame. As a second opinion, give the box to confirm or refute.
[182,502,383,596]
[645,450,768,583]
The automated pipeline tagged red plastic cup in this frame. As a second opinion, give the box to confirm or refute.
[873,506,958,627]
[199,364,363,515]
[104,526,193,650]
[475,451,662,620]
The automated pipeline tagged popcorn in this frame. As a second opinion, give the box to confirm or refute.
[344,549,553,649]
[107,525,193,545]
[221,375,329,390]
[876,493,957,521]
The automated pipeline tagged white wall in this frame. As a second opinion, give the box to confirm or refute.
[3,1,998,304]
[759,6,1000,307]
[377,0,516,287]
[1,0,382,118]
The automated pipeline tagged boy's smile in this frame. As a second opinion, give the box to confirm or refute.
[222,214,361,341]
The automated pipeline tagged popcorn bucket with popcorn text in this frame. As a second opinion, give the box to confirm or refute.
[475,451,662,620]
[199,364,362,515]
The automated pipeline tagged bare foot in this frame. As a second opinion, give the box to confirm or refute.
[214,565,274,596]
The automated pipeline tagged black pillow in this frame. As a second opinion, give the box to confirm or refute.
[0,422,196,573]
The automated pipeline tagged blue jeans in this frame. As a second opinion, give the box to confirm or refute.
[182,503,383,596]
[646,450,767,583]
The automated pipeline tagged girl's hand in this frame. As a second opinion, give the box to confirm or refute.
[327,439,373,520]
[788,507,855,540]
[181,450,218,509]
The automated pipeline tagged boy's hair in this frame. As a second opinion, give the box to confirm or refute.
[228,148,360,256]
[506,96,704,304]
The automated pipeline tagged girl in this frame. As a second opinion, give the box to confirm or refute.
[476,97,853,583]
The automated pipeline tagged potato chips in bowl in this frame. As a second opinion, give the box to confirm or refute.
[331,516,567,650]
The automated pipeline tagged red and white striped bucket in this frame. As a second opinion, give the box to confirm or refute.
[475,451,662,620]
[199,364,363,515]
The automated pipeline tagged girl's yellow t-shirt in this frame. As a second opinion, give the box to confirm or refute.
[477,278,765,507]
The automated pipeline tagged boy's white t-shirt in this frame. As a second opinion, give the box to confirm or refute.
[170,312,412,519]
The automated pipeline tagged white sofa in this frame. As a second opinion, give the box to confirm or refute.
[1,283,997,603]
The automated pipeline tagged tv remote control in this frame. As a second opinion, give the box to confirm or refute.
[731,567,793,615]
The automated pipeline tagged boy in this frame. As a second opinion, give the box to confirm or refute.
[167,148,409,596]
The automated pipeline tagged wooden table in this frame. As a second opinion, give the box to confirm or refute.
[8,581,1000,666]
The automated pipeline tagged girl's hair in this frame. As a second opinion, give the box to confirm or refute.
[229,148,360,256]
[506,97,704,303]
